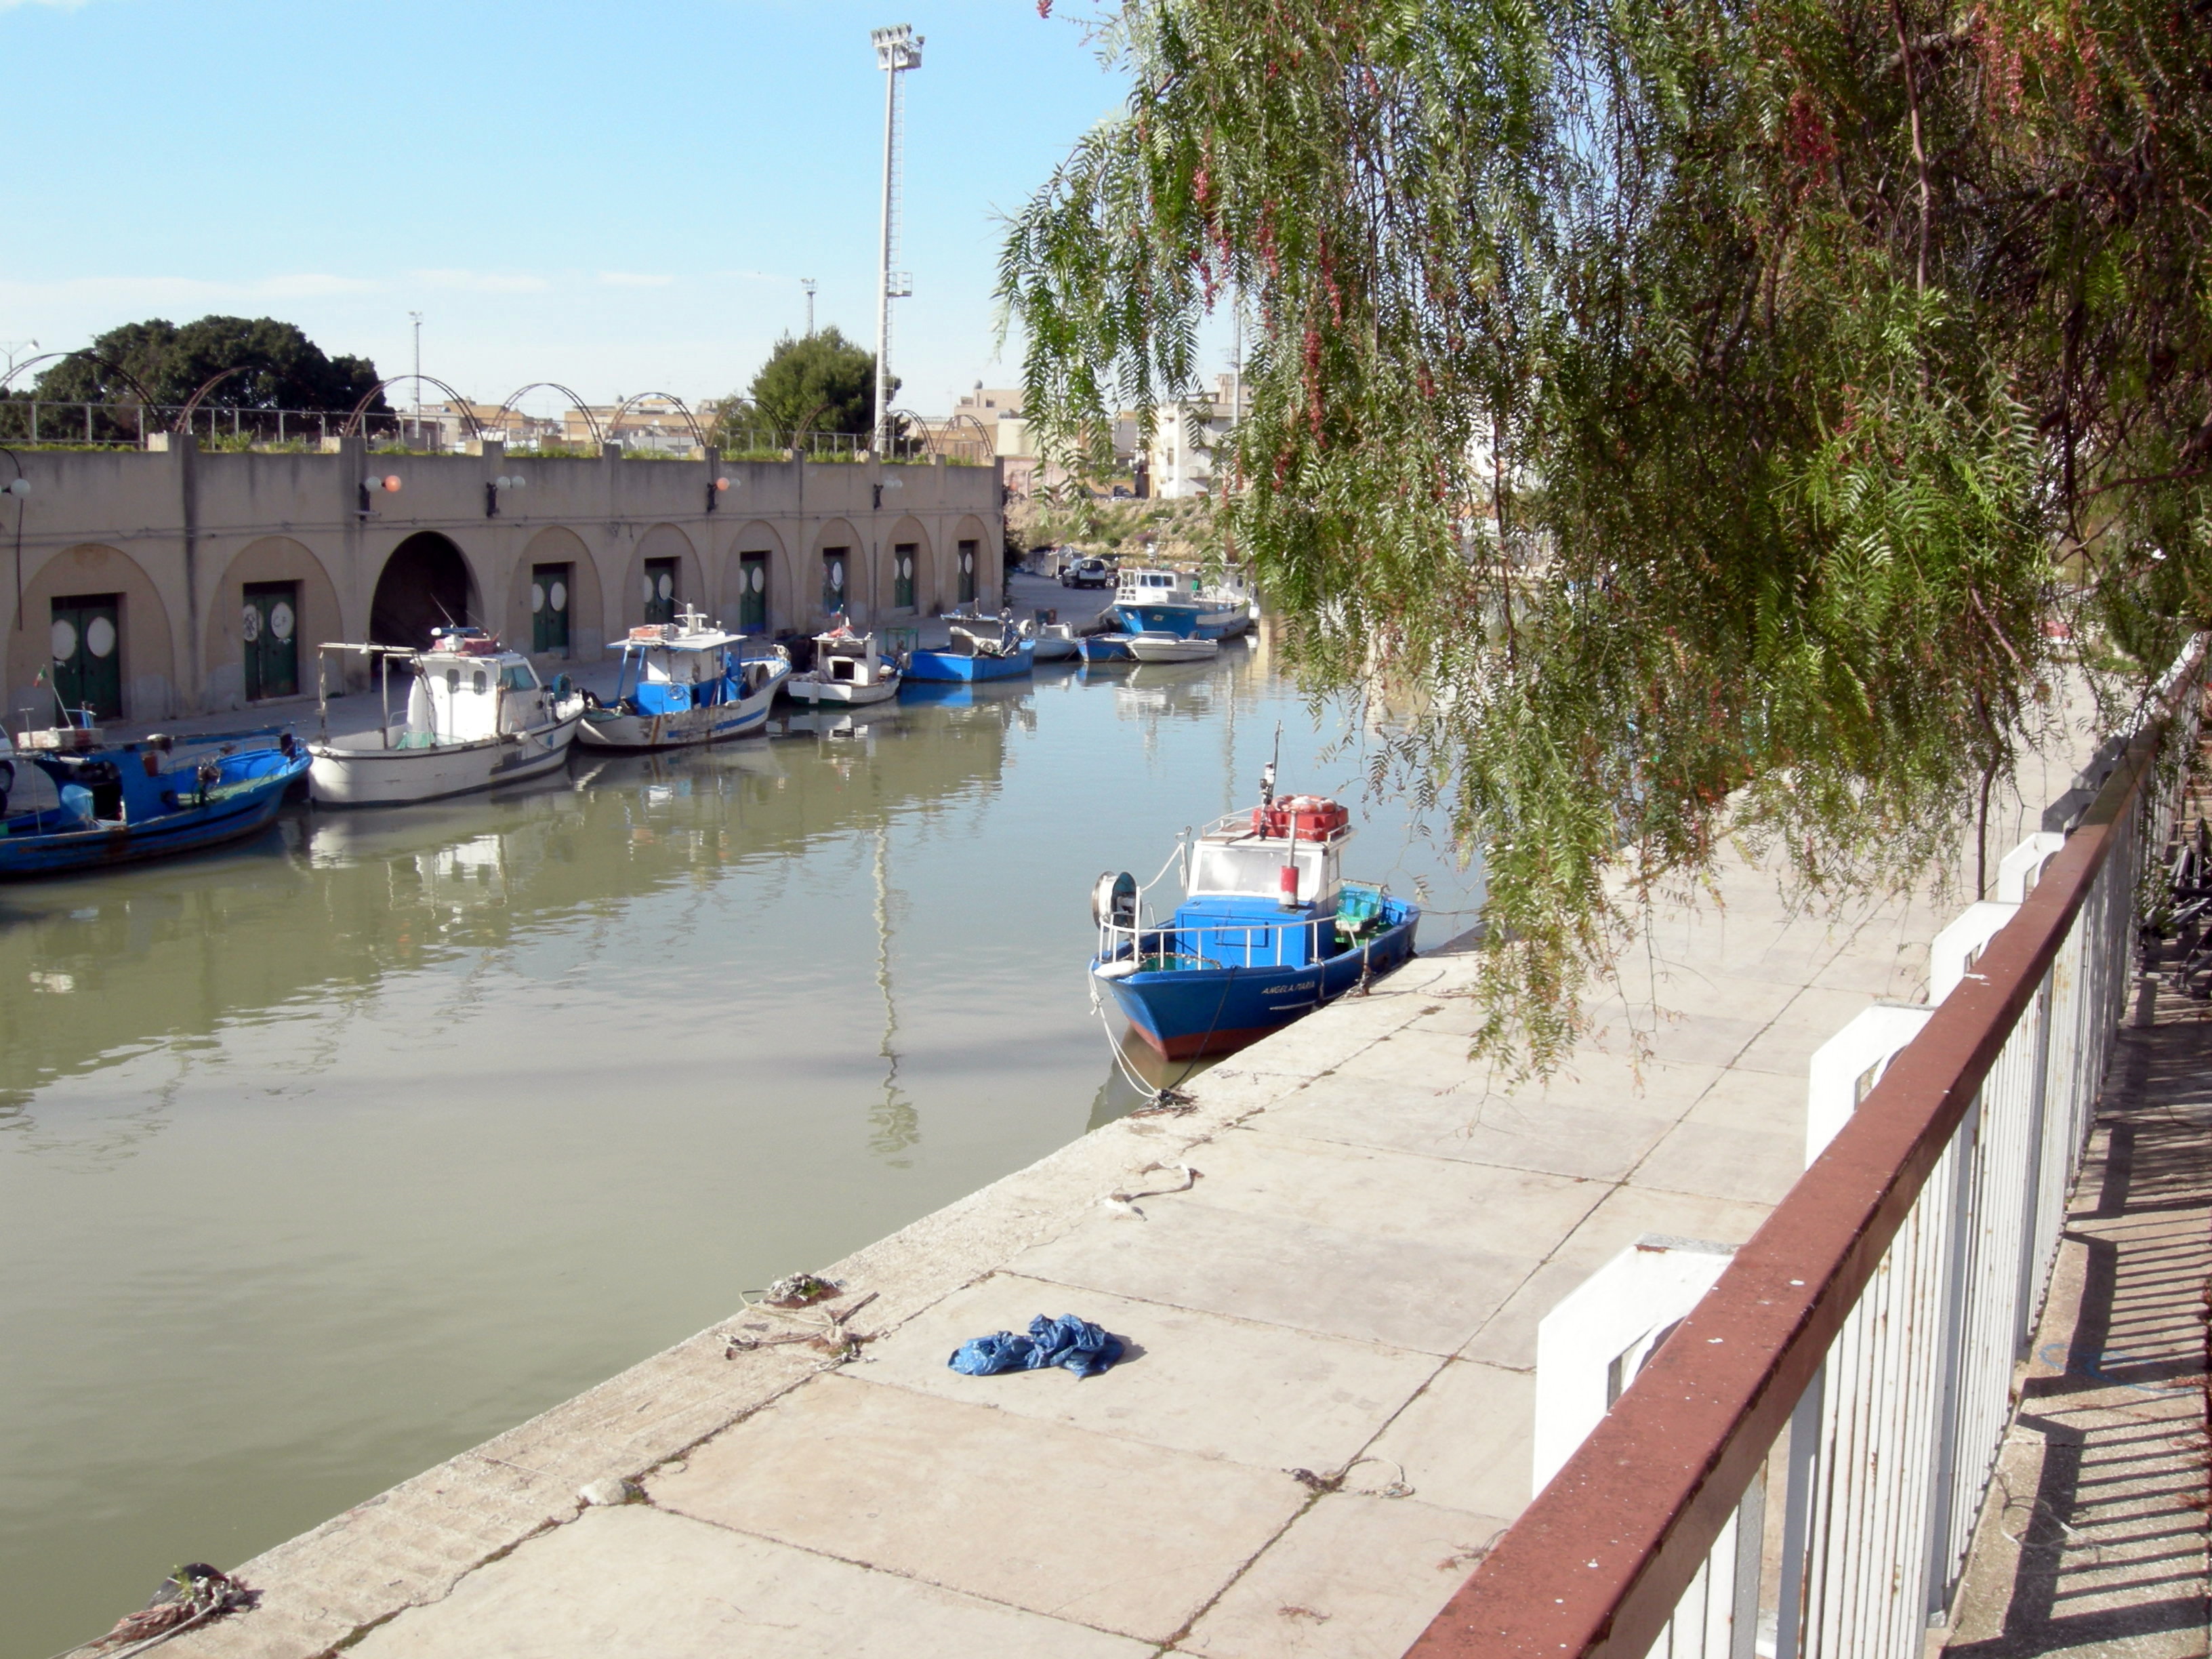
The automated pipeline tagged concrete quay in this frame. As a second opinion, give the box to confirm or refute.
[138,808,2060,1659]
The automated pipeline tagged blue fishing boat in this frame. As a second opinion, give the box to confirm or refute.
[0,723,310,877]
[576,607,790,751]
[1078,633,1136,663]
[1108,567,1250,640]
[1089,769,1419,1059]
[903,618,1036,686]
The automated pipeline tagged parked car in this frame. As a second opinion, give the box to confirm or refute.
[1061,557,1113,589]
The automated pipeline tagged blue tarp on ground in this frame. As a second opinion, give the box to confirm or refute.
[947,1313,1124,1380]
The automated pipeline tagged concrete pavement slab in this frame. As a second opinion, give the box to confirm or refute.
[1359,1358,1537,1522]
[1012,1195,1542,1354]
[1629,1118,1806,1206]
[1179,1494,1510,1659]
[1250,1075,1683,1184]
[851,1273,1441,1473]
[651,1372,1309,1644]
[350,1503,1153,1659]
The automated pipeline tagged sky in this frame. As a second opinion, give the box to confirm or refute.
[0,0,1153,419]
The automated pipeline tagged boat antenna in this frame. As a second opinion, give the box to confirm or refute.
[1261,722,1280,807]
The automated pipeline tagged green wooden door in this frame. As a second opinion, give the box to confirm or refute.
[242,580,300,701]
[642,557,678,625]
[532,563,571,654]
[958,539,978,605]
[737,553,768,632]
[49,594,121,721]
[894,544,916,611]
[821,548,848,616]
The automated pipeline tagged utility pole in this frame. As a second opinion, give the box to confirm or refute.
[801,278,818,337]
[408,311,423,443]
[870,24,921,455]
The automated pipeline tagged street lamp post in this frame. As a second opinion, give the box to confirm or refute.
[870,24,921,457]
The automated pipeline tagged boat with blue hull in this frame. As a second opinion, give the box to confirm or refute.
[1078,633,1136,663]
[903,618,1036,685]
[0,724,310,877]
[1089,775,1418,1059]
[578,607,791,750]
[1108,567,1251,640]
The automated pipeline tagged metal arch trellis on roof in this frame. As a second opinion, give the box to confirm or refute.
[603,392,705,452]
[491,383,605,448]
[340,375,483,441]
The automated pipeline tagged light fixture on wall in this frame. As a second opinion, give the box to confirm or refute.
[486,474,527,518]
[708,474,732,514]
[872,474,902,512]
[357,474,401,516]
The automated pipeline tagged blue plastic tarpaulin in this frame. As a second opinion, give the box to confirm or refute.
[947,1313,1124,1380]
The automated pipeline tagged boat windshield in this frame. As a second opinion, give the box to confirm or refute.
[1187,837,1336,904]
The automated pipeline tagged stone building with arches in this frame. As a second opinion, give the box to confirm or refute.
[0,436,1004,724]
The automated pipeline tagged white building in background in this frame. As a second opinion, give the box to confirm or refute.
[1146,373,1250,499]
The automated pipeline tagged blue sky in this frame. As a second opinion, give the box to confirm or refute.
[0,1,1144,418]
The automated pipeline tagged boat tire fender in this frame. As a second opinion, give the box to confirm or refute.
[1092,870,1138,930]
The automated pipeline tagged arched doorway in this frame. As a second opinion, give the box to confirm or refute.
[371,533,475,648]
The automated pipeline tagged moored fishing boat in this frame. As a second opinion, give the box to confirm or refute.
[903,616,1036,685]
[577,607,792,747]
[1126,632,1220,665]
[1032,621,1081,662]
[309,628,586,806]
[0,722,309,876]
[785,620,901,705]
[1108,567,1250,640]
[1089,766,1419,1059]
[1078,632,1136,664]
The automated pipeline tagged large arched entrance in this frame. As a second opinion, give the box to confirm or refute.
[370,533,475,647]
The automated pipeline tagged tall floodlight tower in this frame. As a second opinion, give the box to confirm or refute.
[870,24,921,455]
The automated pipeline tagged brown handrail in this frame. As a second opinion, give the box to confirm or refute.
[1404,671,2196,1658]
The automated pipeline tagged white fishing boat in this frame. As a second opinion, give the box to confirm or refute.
[576,607,792,749]
[1126,632,1221,665]
[1032,621,1081,662]
[310,629,586,806]
[785,621,902,706]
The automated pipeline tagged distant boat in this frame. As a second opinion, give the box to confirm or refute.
[578,607,792,747]
[1126,632,1220,665]
[786,621,902,706]
[1078,633,1136,664]
[1032,621,1082,662]
[309,628,586,806]
[1109,567,1250,640]
[0,721,309,876]
[1090,769,1420,1058]
[904,617,1037,684]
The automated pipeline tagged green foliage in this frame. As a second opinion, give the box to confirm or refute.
[1004,0,2212,1071]
[716,327,895,446]
[32,315,386,413]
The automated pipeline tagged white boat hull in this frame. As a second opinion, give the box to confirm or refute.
[785,672,901,706]
[1127,634,1221,664]
[309,711,584,806]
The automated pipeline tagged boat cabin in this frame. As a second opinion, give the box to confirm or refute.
[401,630,555,745]
[1170,799,1376,970]
[813,628,893,689]
[614,608,771,714]
[1115,567,1195,605]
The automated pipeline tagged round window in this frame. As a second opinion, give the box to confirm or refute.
[531,583,546,614]
[241,605,262,643]
[657,573,674,600]
[269,601,295,642]
[962,552,974,573]
[640,575,654,605]
[85,616,117,659]
[830,559,844,588]
[749,566,764,593]
[49,619,77,662]
[550,581,567,611]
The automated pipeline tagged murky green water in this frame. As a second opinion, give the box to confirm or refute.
[0,635,1482,1656]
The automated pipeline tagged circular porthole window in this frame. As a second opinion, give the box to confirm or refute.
[550,581,568,611]
[269,602,295,641]
[750,566,764,593]
[657,573,674,600]
[241,605,262,643]
[531,583,546,614]
[50,619,77,662]
[84,616,116,658]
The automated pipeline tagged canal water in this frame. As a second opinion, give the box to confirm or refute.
[0,631,1483,1657]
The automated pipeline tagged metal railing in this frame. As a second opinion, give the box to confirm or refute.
[1408,641,2205,1659]
[0,401,436,449]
